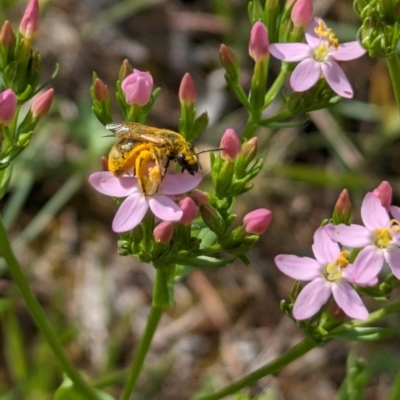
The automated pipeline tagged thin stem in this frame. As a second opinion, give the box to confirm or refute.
[0,215,102,400]
[119,268,167,400]
[241,119,258,142]
[386,52,400,113]
[192,338,316,400]
[263,63,291,109]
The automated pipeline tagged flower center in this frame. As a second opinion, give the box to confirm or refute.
[325,250,349,282]
[313,20,339,62]
[374,219,400,248]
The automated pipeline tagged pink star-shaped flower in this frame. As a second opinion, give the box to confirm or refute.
[275,226,374,320]
[89,171,202,232]
[269,17,366,98]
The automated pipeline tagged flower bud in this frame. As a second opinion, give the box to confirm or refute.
[219,44,239,80]
[0,89,17,126]
[0,21,16,48]
[220,128,241,161]
[179,197,198,225]
[121,69,153,106]
[179,73,196,105]
[373,181,392,211]
[94,78,109,102]
[243,208,272,235]
[249,22,269,62]
[153,221,174,244]
[19,0,40,40]
[31,88,54,118]
[190,189,209,206]
[333,189,352,225]
[291,0,313,28]
[241,137,258,160]
[101,156,109,172]
[119,59,133,82]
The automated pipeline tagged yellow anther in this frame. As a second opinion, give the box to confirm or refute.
[325,251,350,281]
[314,21,331,38]
[329,33,339,49]
[374,227,392,248]
[390,219,400,232]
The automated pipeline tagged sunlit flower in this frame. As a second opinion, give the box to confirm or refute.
[89,171,202,232]
[275,226,373,320]
[121,69,153,106]
[269,17,365,98]
[328,193,400,280]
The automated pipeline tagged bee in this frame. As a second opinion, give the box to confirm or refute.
[106,122,200,196]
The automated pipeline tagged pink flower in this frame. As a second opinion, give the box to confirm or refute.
[220,128,241,161]
[243,208,272,235]
[19,0,39,40]
[291,0,313,28]
[373,181,392,212]
[269,17,366,98]
[31,88,54,117]
[179,73,196,105]
[249,22,269,62]
[121,70,153,106]
[328,193,400,281]
[88,171,202,233]
[275,226,371,320]
[0,89,17,126]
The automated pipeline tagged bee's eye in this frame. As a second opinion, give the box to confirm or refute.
[176,154,197,174]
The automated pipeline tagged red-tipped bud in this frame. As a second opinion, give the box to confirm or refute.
[333,189,352,225]
[179,73,196,105]
[220,128,241,161]
[373,181,392,211]
[291,0,313,28]
[219,44,238,71]
[153,221,174,244]
[179,197,198,225]
[249,22,269,62]
[0,21,16,48]
[119,59,133,82]
[121,69,153,106]
[0,89,17,126]
[19,0,40,40]
[190,189,209,206]
[94,78,109,102]
[101,156,109,171]
[31,88,54,118]
[242,137,258,160]
[243,208,272,235]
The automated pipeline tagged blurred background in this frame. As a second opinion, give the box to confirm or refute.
[1,0,400,399]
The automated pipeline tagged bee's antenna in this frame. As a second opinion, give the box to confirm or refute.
[195,148,225,156]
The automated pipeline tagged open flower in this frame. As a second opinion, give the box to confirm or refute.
[269,17,365,98]
[275,226,373,320]
[89,171,202,232]
[328,193,400,280]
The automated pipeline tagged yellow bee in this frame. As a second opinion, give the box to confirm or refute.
[106,122,200,196]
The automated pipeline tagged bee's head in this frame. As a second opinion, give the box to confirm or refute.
[176,152,200,175]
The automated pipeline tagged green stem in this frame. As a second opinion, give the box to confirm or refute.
[386,52,400,113]
[0,216,102,400]
[192,338,316,400]
[241,119,258,142]
[263,63,291,109]
[119,268,167,400]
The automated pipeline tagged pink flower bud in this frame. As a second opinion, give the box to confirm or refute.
[121,69,153,106]
[220,128,241,161]
[179,73,196,105]
[153,221,174,244]
[334,189,352,222]
[243,208,272,235]
[0,89,17,126]
[219,44,238,71]
[373,181,392,211]
[179,197,198,225]
[101,156,109,172]
[119,59,133,82]
[19,0,40,40]
[249,22,269,62]
[241,137,258,159]
[0,21,16,48]
[291,0,313,28]
[94,78,109,102]
[31,88,54,118]
[190,189,209,206]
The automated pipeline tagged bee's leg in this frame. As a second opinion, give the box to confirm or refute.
[135,150,153,195]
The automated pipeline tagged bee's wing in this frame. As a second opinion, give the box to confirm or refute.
[106,122,168,145]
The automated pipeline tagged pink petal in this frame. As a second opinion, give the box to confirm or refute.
[149,194,183,221]
[290,58,321,92]
[159,172,203,195]
[269,43,311,61]
[88,172,138,197]
[332,281,368,320]
[344,246,384,285]
[305,17,323,48]
[274,255,321,281]
[312,226,340,265]
[112,193,148,232]
[321,61,353,98]
[331,41,366,61]
[361,193,389,230]
[326,223,372,248]
[390,205,400,220]
[292,278,331,320]
[384,245,400,279]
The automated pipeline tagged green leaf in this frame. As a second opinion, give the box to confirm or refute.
[177,255,235,269]
[330,326,400,341]
[55,376,115,400]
